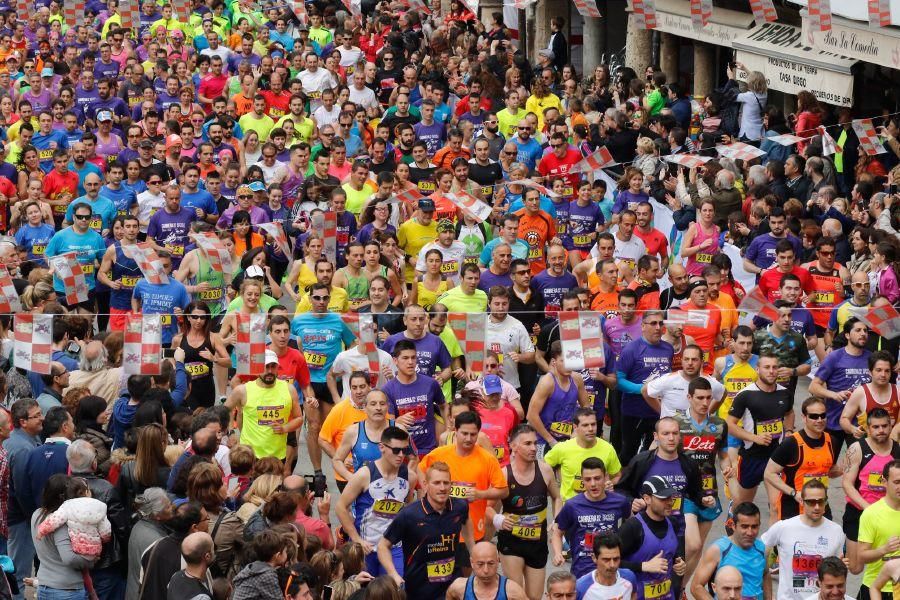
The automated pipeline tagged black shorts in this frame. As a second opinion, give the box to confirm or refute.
[57,290,97,312]
[497,532,549,570]
[456,540,471,569]
[815,324,826,337]
[844,504,862,541]
[737,454,768,489]
[311,382,332,405]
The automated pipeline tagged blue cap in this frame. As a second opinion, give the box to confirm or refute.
[482,374,502,396]
[248,181,265,192]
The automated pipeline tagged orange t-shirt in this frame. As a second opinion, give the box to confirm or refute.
[233,231,265,257]
[710,293,737,363]
[681,300,722,374]
[419,444,507,541]
[590,288,619,318]
[232,93,254,117]
[515,209,556,275]
[318,399,366,483]
[429,191,461,224]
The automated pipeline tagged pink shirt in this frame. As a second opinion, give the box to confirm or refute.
[295,512,334,549]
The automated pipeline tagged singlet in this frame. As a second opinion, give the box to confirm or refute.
[340,267,370,310]
[714,537,767,600]
[354,460,410,545]
[670,334,687,373]
[685,224,720,276]
[95,133,123,160]
[851,439,900,509]
[416,278,449,311]
[717,354,759,420]
[295,262,318,295]
[787,431,834,513]
[240,379,292,459]
[807,264,845,329]
[538,374,579,445]
[498,462,549,545]
[351,419,396,473]
[463,575,509,600]
[630,513,677,600]
[675,412,726,496]
[180,333,216,410]
[193,252,227,317]
[110,242,141,310]
[859,383,900,430]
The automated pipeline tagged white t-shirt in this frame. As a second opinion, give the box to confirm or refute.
[760,516,845,600]
[254,159,287,184]
[646,372,725,418]
[136,190,166,233]
[298,68,337,110]
[486,315,535,389]
[201,46,231,64]
[349,85,379,112]
[577,571,635,600]
[591,235,646,276]
[337,46,363,67]
[312,104,341,128]
[330,347,395,394]
[415,240,467,284]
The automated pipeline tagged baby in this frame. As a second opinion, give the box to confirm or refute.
[37,479,112,559]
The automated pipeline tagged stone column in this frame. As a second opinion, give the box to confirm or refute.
[625,16,652,73]
[533,0,567,57]
[582,16,606,74]
[660,33,679,83]
[693,41,715,97]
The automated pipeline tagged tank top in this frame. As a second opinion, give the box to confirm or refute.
[685,224,720,276]
[110,242,141,310]
[351,419,395,473]
[717,355,759,420]
[852,439,900,508]
[499,462,548,544]
[463,575,509,600]
[670,334,687,372]
[341,267,370,309]
[240,379,292,459]
[296,262,318,295]
[807,264,844,329]
[416,278,449,311]
[194,252,227,317]
[180,333,215,410]
[787,431,834,513]
[95,133,123,160]
[354,461,410,545]
[714,537,767,600]
[630,513,677,600]
[860,383,900,430]
[538,374,579,444]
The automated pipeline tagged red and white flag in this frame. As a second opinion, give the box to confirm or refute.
[311,212,338,266]
[767,134,805,146]
[571,146,614,174]
[818,126,841,156]
[13,313,53,374]
[559,311,606,370]
[235,313,267,376]
[393,188,425,206]
[869,0,891,27]
[664,154,712,169]
[49,252,89,305]
[739,287,782,322]
[359,313,382,387]
[572,0,602,19]
[193,233,234,283]
[505,0,536,8]
[632,0,657,29]
[507,179,560,198]
[716,141,767,161]
[449,313,487,374]
[808,0,832,31]
[340,0,362,22]
[665,309,709,328]
[850,305,900,340]
[123,242,168,285]
[291,0,309,23]
[118,1,140,32]
[123,314,163,375]
[0,267,22,314]
[852,119,887,156]
[749,0,777,24]
[400,0,432,12]
[258,222,291,260]
[690,0,712,28]
[447,192,494,223]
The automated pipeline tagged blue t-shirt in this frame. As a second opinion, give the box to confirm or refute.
[15,222,55,265]
[99,184,138,218]
[133,278,191,344]
[478,237,530,267]
[44,226,107,292]
[65,196,118,234]
[31,130,69,172]
[68,162,103,197]
[180,189,218,217]
[506,195,558,219]
[290,313,355,383]
[816,347,872,430]
[512,136,543,171]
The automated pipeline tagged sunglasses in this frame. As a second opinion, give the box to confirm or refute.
[311,295,330,301]
[74,214,91,220]
[805,412,827,420]
[188,314,209,320]
[148,180,161,184]
[238,194,253,199]
[381,444,412,455]
[803,498,827,506]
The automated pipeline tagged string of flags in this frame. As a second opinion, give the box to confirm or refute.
[870,0,891,28]
[124,314,163,375]
[690,0,712,29]
[49,253,89,306]
[235,312,268,376]
[559,311,606,371]
[448,312,486,374]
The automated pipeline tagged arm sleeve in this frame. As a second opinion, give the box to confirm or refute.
[616,372,643,395]
[171,362,188,407]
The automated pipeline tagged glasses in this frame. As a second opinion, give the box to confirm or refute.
[818,250,834,256]
[513,270,530,276]
[502,150,515,155]
[381,444,412,455]
[805,412,827,420]
[74,214,91,220]
[852,282,871,288]
[517,126,531,131]
[383,57,394,61]
[263,154,276,159]
[484,120,498,124]
[311,295,330,301]
[238,194,253,199]
[322,133,334,137]
[148,180,161,185]
[803,497,827,506]
[551,144,564,149]
[645,321,664,327]
[188,314,209,320]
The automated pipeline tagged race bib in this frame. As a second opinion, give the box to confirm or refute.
[31,244,46,255]
[440,261,458,275]
[121,276,139,288]
[527,247,543,260]
[426,558,455,583]
[160,315,172,325]
[587,393,596,408]
[644,579,672,600]
[549,421,573,437]
[399,404,427,420]
[573,476,585,492]
[813,291,835,304]
[702,475,715,491]
[791,553,821,576]
[89,217,103,231]
[198,288,222,301]
[164,243,184,256]
[372,498,404,516]
[803,474,829,488]
[511,524,541,540]
[572,234,592,246]
[868,472,885,492]
[186,362,210,377]
[755,419,783,437]
[80,263,95,274]
[671,495,682,514]
[418,181,436,193]
[304,351,327,368]
[53,204,67,214]
[449,481,474,499]
[494,446,505,461]
[696,253,713,263]
[256,404,285,426]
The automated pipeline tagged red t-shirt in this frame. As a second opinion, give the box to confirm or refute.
[475,403,519,466]
[198,74,229,110]
[237,346,311,386]
[758,265,813,302]
[634,226,669,261]
[537,149,582,197]
[260,90,292,120]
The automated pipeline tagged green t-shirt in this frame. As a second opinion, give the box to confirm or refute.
[238,112,275,142]
[438,326,463,404]
[544,438,623,501]
[645,89,665,116]
[435,287,488,313]
[227,293,278,313]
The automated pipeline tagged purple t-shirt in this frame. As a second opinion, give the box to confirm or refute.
[74,85,101,119]
[531,270,578,312]
[603,317,643,355]
[555,491,630,577]
[382,374,444,456]
[816,347,872,430]
[611,190,650,214]
[645,456,688,534]
[146,207,196,268]
[566,201,605,251]
[22,89,52,114]
[413,120,447,156]
[744,232,803,271]
[382,332,451,377]
[617,337,674,418]
[478,269,512,292]
[551,198,570,241]
[753,306,815,337]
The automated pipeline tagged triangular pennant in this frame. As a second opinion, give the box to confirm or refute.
[852,119,887,156]
[818,126,841,156]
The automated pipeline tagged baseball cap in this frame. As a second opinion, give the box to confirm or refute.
[96,110,113,122]
[40,67,53,77]
[418,198,435,212]
[139,139,154,149]
[641,476,677,498]
[165,134,182,150]
[248,180,265,192]
[236,184,253,196]
[482,374,503,396]
[265,349,279,365]
[436,219,454,233]
[245,265,265,279]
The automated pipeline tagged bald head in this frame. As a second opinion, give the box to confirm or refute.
[84,172,101,186]
[471,541,499,562]
[712,566,743,600]
[81,341,107,372]
[181,532,214,566]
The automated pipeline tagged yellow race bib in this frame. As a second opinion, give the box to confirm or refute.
[304,351,327,368]
[256,405,284,426]
[549,421,573,437]
[121,276,139,288]
[755,419,783,436]
[198,288,222,301]
[644,579,671,599]
[426,558,455,582]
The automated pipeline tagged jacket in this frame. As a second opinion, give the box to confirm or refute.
[207,509,244,579]
[78,427,113,479]
[614,449,705,508]
[126,519,167,600]
[76,472,129,569]
[231,561,282,600]
[117,461,171,517]
[109,396,137,450]
[139,535,184,600]
[17,440,70,519]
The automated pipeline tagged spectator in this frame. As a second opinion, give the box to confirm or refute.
[74,394,113,479]
[138,501,209,600]
[166,531,215,600]
[125,488,172,600]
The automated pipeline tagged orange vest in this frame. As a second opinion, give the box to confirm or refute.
[787,431,834,514]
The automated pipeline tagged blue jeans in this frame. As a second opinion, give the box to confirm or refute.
[90,567,125,600]
[36,587,87,600]
[8,521,34,600]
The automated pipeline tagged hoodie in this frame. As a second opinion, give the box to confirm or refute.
[231,561,282,600]
[109,395,137,450]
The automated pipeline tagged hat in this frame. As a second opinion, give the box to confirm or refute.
[164,134,181,150]
[641,476,677,498]
[96,110,112,122]
[436,218,454,233]
[248,180,265,192]
[538,49,555,60]
[217,149,232,161]
[418,198,435,212]
[687,279,708,293]
[40,67,53,77]
[245,265,265,279]
[139,139,154,149]
[264,349,280,365]
[170,29,185,39]
[482,374,502,396]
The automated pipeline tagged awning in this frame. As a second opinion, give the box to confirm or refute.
[647,0,754,47]
[732,22,857,106]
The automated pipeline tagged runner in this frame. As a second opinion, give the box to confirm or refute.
[544,408,622,501]
[96,214,142,330]
[840,351,900,438]
[526,340,590,455]
[857,459,900,600]
[445,542,528,600]
[644,344,725,419]
[574,533,637,600]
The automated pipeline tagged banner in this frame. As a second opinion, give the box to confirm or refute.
[193,232,235,283]
[447,192,494,223]
[448,313,487,374]
[807,0,832,32]
[123,314,162,375]
[738,287,781,322]
[234,313,267,376]
[123,242,168,285]
[749,0,777,25]
[716,141,767,161]
[559,311,606,370]
[570,146,614,174]
[258,222,292,259]
[0,267,22,314]
[49,252,89,305]
[850,305,900,340]
[311,211,338,266]
[13,314,53,374]
[852,120,887,156]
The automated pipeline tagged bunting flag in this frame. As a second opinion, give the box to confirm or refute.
[123,314,163,375]
[49,252,89,305]
[559,311,606,371]
[340,0,363,22]
[400,0,432,13]
[818,126,841,156]
[869,0,891,27]
[193,233,235,283]
[258,222,291,259]
[19,0,31,20]
[850,305,900,340]
[632,0,657,29]
[665,309,710,328]
[447,192,494,223]
[571,146,614,174]
[807,0,832,31]
[738,287,781,322]
[852,119,888,156]
[0,267,22,314]
[311,211,338,266]
[448,313,487,374]
[749,0,777,25]
[358,313,382,387]
[767,134,805,146]
[459,0,478,15]
[118,1,140,32]
[341,313,360,338]
[507,179,560,198]
[292,0,309,23]
[13,313,53,374]
[664,154,712,169]
[172,0,191,23]
[573,0,602,19]
[690,0,712,28]
[123,242,168,285]
[234,313,267,376]
[392,188,425,206]
[716,142,767,161]
[504,0,536,8]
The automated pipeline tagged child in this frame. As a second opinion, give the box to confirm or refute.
[36,478,112,559]
[225,443,255,510]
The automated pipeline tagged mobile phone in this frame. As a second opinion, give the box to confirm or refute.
[162,348,176,359]
[889,184,898,196]
[323,585,333,600]
[66,341,81,355]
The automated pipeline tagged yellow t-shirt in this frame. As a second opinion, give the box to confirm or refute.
[543,437,622,501]
[496,107,528,139]
[275,114,315,143]
[525,93,562,130]
[238,112,276,142]
[342,181,377,216]
[860,498,900,591]
[398,218,438,284]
